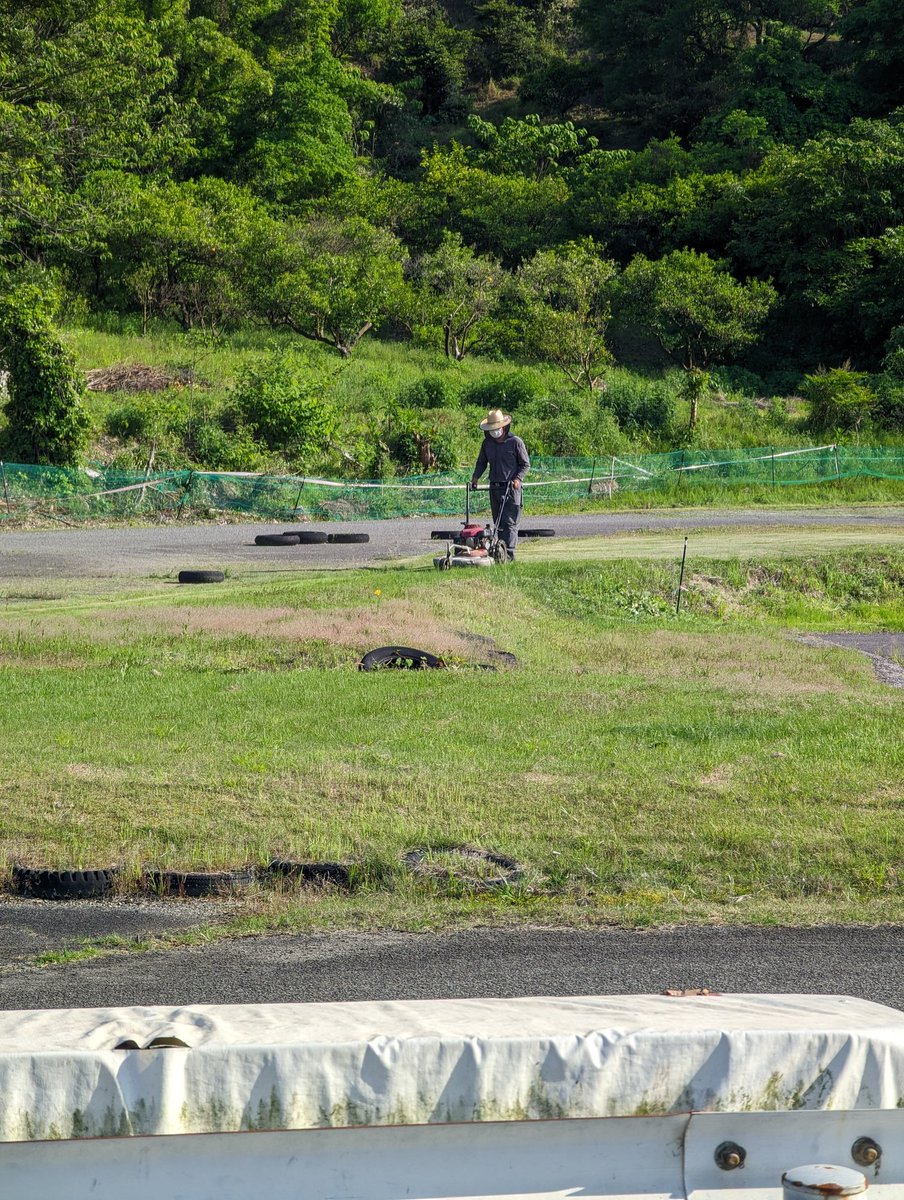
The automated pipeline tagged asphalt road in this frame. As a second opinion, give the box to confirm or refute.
[2,505,903,578]
[1,924,902,1011]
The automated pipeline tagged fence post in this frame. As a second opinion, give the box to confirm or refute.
[771,446,776,489]
[833,444,841,482]
[0,460,11,512]
[588,457,596,497]
[176,470,195,519]
[677,450,686,489]
[292,478,306,517]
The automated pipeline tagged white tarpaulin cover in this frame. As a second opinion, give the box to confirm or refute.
[1,993,903,1142]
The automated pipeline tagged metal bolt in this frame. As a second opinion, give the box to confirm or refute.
[715,1141,746,1171]
[852,1137,881,1168]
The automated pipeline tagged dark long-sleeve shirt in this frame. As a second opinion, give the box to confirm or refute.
[472,433,530,489]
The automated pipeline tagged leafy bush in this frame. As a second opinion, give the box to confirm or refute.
[803,367,875,433]
[600,374,676,435]
[0,284,90,466]
[231,351,335,462]
[189,421,269,472]
[397,373,461,409]
[461,369,545,412]
[709,365,768,396]
[105,394,187,442]
[387,416,459,474]
[873,376,904,431]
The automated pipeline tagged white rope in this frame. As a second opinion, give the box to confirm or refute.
[674,445,836,473]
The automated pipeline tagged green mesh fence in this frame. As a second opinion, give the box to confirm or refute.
[0,444,902,522]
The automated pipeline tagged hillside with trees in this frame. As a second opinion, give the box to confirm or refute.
[1,0,903,473]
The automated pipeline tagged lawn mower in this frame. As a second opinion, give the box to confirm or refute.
[431,484,514,570]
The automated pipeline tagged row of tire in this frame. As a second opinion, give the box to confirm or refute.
[255,530,370,546]
[9,861,350,900]
[10,847,524,900]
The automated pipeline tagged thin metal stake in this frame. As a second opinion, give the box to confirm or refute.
[676,536,688,614]
[771,446,776,488]
[588,457,596,496]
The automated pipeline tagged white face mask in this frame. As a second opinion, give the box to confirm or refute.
[489,428,504,438]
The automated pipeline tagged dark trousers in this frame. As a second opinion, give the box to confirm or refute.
[490,486,522,559]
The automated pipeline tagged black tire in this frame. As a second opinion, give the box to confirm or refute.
[327,532,370,544]
[283,530,328,545]
[255,533,300,547]
[266,860,351,888]
[431,530,460,540]
[178,570,224,584]
[519,529,556,538]
[12,866,117,900]
[143,868,256,897]
[402,845,523,891]
[359,645,445,671]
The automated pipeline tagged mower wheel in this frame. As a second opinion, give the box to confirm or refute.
[283,530,328,544]
[328,532,370,544]
[359,646,444,671]
[255,533,300,547]
[519,528,556,538]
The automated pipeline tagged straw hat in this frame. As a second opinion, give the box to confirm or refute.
[480,407,512,431]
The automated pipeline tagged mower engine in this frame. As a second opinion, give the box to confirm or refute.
[433,522,507,569]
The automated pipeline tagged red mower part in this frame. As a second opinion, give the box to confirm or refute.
[460,524,484,538]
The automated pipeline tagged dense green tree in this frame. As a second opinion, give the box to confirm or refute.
[842,0,904,114]
[406,232,504,360]
[467,114,597,179]
[729,119,904,358]
[515,241,617,389]
[377,2,473,120]
[575,0,849,134]
[420,143,568,260]
[254,216,406,356]
[618,249,776,425]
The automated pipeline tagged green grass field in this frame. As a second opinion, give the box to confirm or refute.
[2,538,903,942]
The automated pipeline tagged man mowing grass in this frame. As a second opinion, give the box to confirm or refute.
[471,407,531,561]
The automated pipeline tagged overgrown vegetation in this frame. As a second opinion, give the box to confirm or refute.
[1,1,903,467]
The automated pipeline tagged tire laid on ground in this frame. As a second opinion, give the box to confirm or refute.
[519,529,556,538]
[431,530,460,540]
[12,866,117,900]
[143,868,256,897]
[283,530,328,544]
[328,532,370,544]
[266,860,351,887]
[402,845,524,891]
[255,533,300,547]
[359,645,444,671]
[178,570,225,584]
